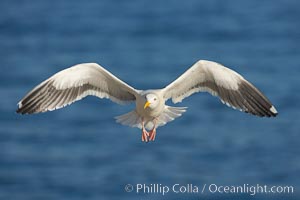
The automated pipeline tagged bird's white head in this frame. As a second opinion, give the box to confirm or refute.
[144,93,159,109]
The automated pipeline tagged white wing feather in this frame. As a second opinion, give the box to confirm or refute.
[17,63,138,114]
[162,60,277,117]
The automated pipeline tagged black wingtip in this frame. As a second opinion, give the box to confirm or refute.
[269,105,278,117]
[16,107,24,115]
[16,102,28,115]
[16,103,22,114]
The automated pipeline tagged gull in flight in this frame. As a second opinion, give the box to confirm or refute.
[17,60,278,142]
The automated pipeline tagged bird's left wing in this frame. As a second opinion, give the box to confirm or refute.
[162,60,277,117]
[17,63,139,114]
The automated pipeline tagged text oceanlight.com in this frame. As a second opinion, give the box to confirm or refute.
[124,183,294,196]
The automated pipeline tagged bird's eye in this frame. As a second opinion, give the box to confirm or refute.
[154,98,157,101]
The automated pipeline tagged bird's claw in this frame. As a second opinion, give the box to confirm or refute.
[142,129,149,142]
[141,118,157,142]
[149,128,156,141]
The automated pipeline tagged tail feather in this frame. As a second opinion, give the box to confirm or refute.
[156,106,187,127]
[115,110,142,129]
[115,106,187,130]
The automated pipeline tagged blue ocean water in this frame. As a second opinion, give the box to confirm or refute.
[0,0,299,199]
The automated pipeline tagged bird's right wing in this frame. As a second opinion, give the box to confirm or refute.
[162,60,277,117]
[17,63,139,114]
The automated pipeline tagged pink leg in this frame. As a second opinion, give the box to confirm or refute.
[149,119,157,141]
[141,118,149,142]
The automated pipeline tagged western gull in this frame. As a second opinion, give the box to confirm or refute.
[17,60,278,142]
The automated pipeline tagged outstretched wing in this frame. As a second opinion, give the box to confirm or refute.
[162,60,277,117]
[17,63,139,114]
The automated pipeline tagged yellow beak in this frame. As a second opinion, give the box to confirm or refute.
[144,101,151,109]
